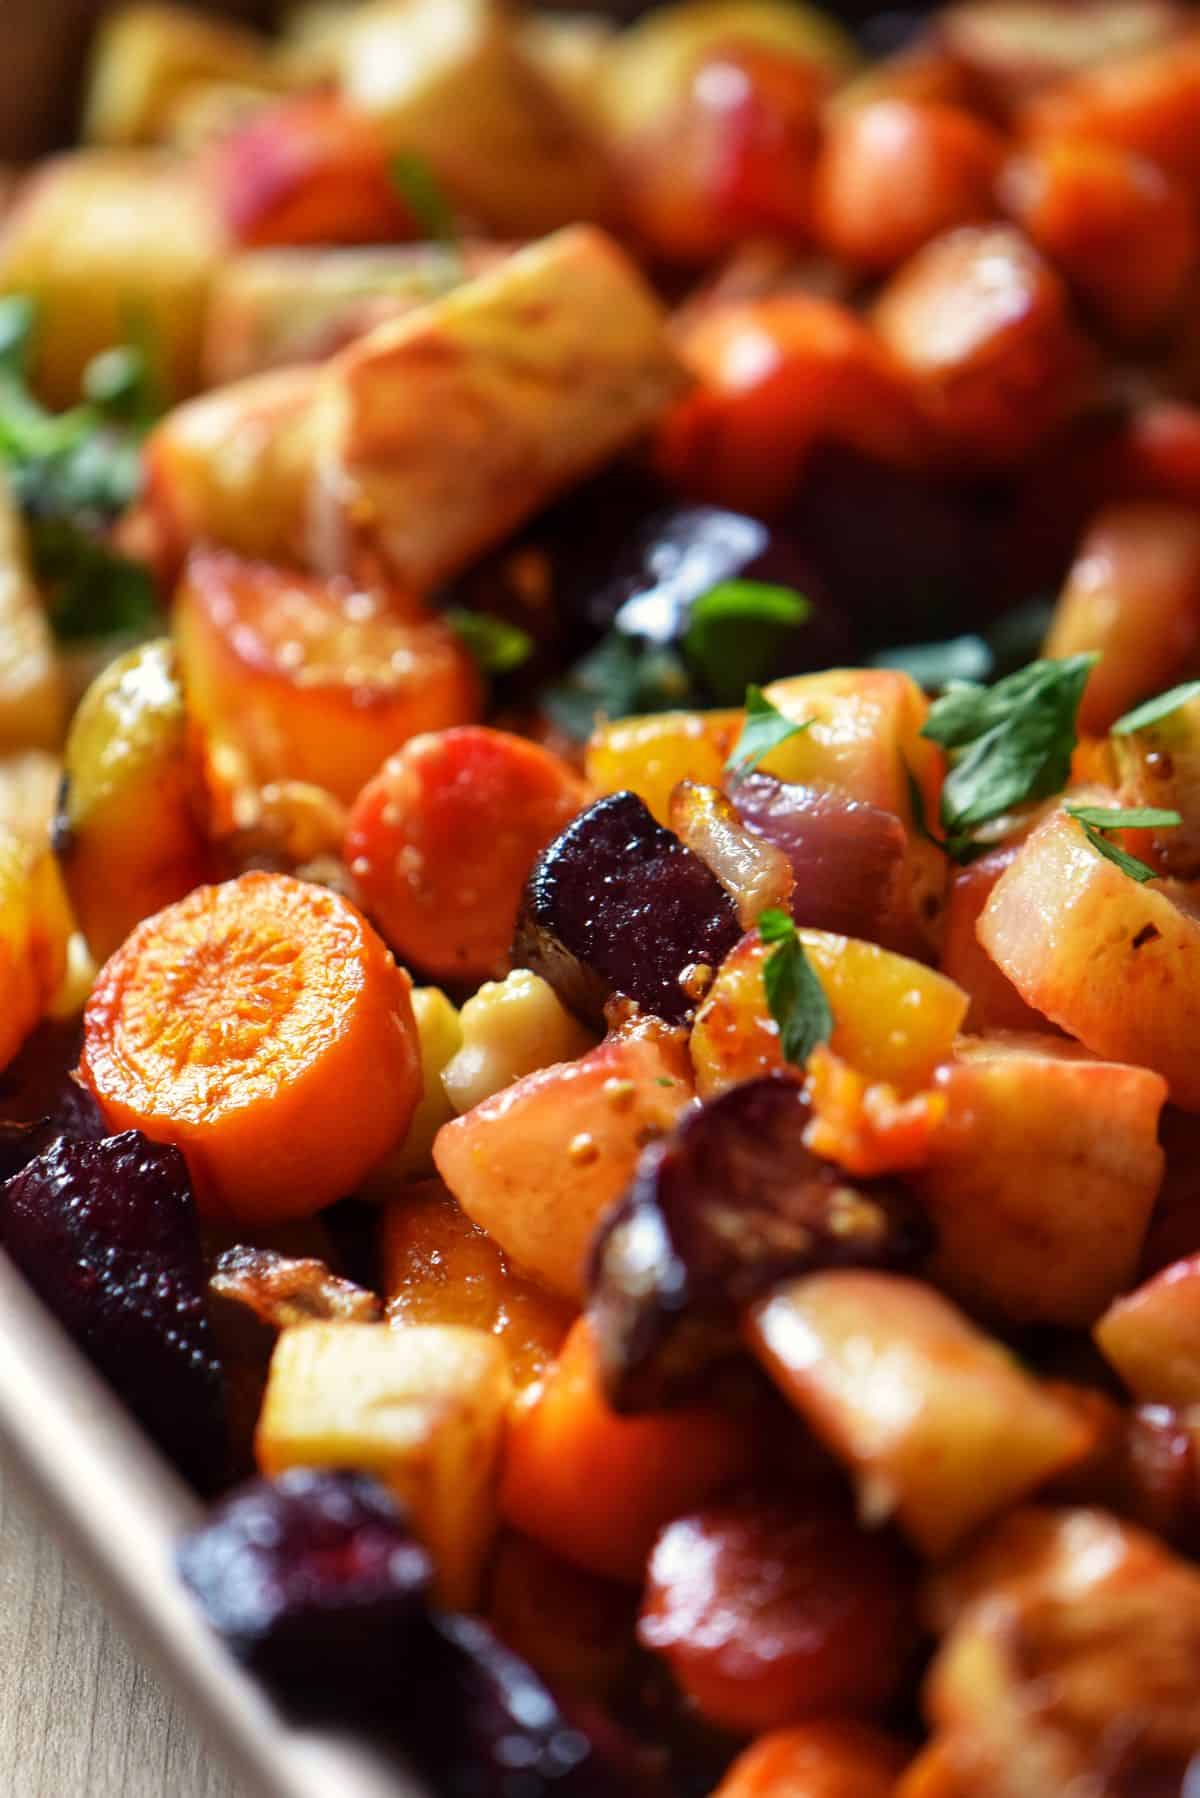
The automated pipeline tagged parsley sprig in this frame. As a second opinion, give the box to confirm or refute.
[444,607,533,676]
[1112,682,1200,736]
[726,685,810,775]
[1065,804,1180,884]
[758,908,833,1067]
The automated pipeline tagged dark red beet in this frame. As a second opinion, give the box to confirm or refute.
[0,1075,107,1183]
[730,774,926,955]
[1,1131,225,1488]
[588,1075,932,1410]
[514,792,741,1027]
[178,1470,433,1700]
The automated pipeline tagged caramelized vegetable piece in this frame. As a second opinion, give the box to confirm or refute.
[175,552,481,807]
[748,1272,1092,1554]
[56,639,213,965]
[712,1721,908,1798]
[873,224,1094,469]
[0,475,64,752]
[937,844,1051,1031]
[916,1034,1167,1325]
[1022,36,1200,194]
[813,100,1003,273]
[669,781,794,927]
[81,872,421,1225]
[257,1321,509,1609]
[0,828,73,1070]
[84,3,283,147]
[1001,141,1197,339]
[640,1496,914,1732]
[1095,1255,1200,1405]
[936,0,1182,116]
[1,1131,224,1488]
[586,709,740,828]
[925,1506,1200,1796]
[210,1244,382,1332]
[214,93,418,248]
[433,1013,693,1300]
[1042,502,1200,735]
[657,294,928,514]
[691,929,967,1099]
[381,1179,573,1393]
[346,727,587,983]
[589,1075,931,1410]
[977,803,1200,1109]
[515,791,741,1027]
[499,1317,755,1583]
[488,1533,636,1700]
[440,971,595,1118]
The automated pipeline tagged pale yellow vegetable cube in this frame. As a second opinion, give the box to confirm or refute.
[84,4,284,147]
[0,476,64,752]
[442,969,595,1116]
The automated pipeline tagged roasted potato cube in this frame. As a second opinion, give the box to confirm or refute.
[917,1034,1167,1326]
[518,13,618,128]
[1022,35,1200,195]
[936,0,1183,116]
[336,0,619,236]
[1094,1254,1200,1405]
[382,987,463,1181]
[257,1320,510,1608]
[0,475,64,752]
[56,639,213,965]
[0,825,72,1069]
[937,844,1052,1032]
[83,3,284,147]
[0,151,221,408]
[308,225,685,590]
[0,749,61,843]
[1113,684,1200,877]
[748,1272,1092,1554]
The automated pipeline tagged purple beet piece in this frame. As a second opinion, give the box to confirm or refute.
[514,792,741,1027]
[0,1076,107,1183]
[179,1470,433,1701]
[588,1075,933,1411]
[0,1131,225,1487]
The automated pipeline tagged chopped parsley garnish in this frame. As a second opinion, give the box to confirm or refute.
[542,632,692,740]
[872,633,992,691]
[1112,682,1200,736]
[758,907,833,1067]
[683,580,810,706]
[1064,804,1180,884]
[445,608,534,676]
[390,154,460,252]
[725,685,810,775]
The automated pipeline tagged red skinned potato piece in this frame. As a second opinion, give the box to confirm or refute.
[977,802,1200,1109]
[711,1722,909,1798]
[938,843,1053,1031]
[433,1013,694,1301]
[174,551,481,806]
[638,1496,915,1734]
[1042,501,1200,735]
[346,727,587,983]
[1095,1255,1200,1405]
[747,1271,1093,1555]
[873,224,1095,470]
[1021,36,1200,195]
[915,1033,1167,1326]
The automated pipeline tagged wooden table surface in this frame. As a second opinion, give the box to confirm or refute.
[0,1471,242,1798]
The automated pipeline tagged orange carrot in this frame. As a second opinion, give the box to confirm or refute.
[80,871,421,1225]
[345,726,588,982]
[712,1723,910,1798]
[499,1317,756,1585]
[487,1532,636,1700]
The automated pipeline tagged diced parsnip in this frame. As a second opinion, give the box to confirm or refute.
[308,226,685,591]
[378,988,463,1182]
[257,1320,510,1608]
[597,0,857,142]
[747,1272,1092,1555]
[938,843,1053,1031]
[711,1723,909,1798]
[441,970,596,1116]
[336,0,620,236]
[0,151,221,408]
[0,824,73,1069]
[143,366,319,570]
[500,1317,756,1583]
[915,1034,1166,1326]
[977,802,1200,1110]
[202,244,503,386]
[585,709,741,828]
[925,1507,1200,1797]
[1043,502,1200,734]
[56,639,213,965]
[433,1014,693,1300]
[83,3,284,147]
[691,928,968,1099]
[0,476,64,751]
[1113,685,1200,877]
[1094,1254,1200,1404]
[381,1178,574,1393]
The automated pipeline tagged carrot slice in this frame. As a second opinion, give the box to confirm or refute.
[80,872,421,1225]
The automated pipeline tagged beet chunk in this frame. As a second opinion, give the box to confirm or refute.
[179,1470,433,1701]
[588,1076,932,1410]
[0,1075,107,1183]
[1,1131,225,1487]
[514,792,741,1026]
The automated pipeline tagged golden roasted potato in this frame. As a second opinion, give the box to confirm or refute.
[1112,682,1200,877]
[1094,1253,1200,1404]
[0,474,64,751]
[0,825,72,1069]
[83,3,284,147]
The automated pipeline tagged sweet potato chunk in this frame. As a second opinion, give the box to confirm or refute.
[585,708,741,828]
[748,1272,1092,1554]
[712,1723,909,1798]
[916,1034,1167,1325]
[937,845,1051,1031]
[1095,1255,1200,1405]
[1022,36,1200,194]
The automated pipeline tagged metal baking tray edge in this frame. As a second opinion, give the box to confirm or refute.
[0,1250,422,1798]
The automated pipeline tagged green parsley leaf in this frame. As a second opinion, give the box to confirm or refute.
[1064,803,1181,885]
[444,608,534,677]
[0,297,35,378]
[758,908,833,1067]
[683,579,810,706]
[542,631,692,740]
[872,633,992,692]
[390,154,459,250]
[33,518,157,643]
[726,684,810,775]
[922,654,1096,844]
[1112,681,1200,736]
[82,343,160,433]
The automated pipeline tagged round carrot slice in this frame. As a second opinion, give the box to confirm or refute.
[80,872,421,1225]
